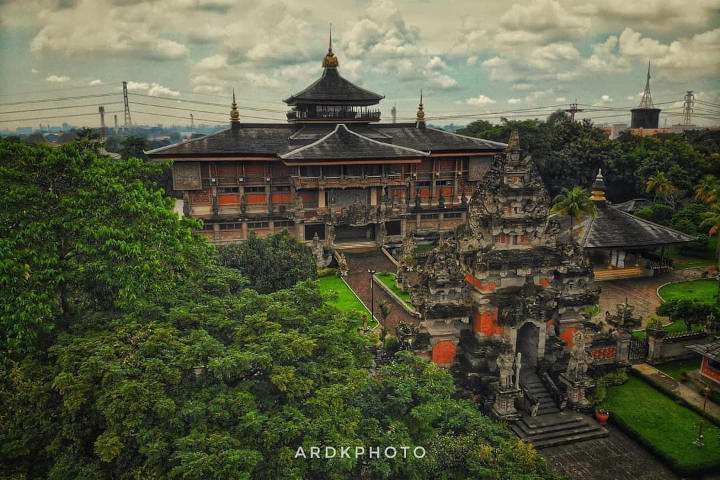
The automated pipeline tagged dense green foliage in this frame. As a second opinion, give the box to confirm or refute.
[602,376,720,475]
[0,137,553,479]
[457,119,720,201]
[217,230,317,294]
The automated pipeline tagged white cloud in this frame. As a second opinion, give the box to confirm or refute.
[426,56,448,71]
[88,79,103,86]
[343,0,422,59]
[31,68,39,74]
[600,95,613,102]
[126,81,180,97]
[499,0,591,43]
[466,95,496,105]
[508,98,522,104]
[556,97,567,102]
[46,75,70,83]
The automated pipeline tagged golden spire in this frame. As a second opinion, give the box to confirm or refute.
[230,88,240,125]
[322,24,339,68]
[416,89,425,128]
[590,168,607,204]
[507,129,520,151]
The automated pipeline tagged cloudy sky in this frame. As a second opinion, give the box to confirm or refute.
[1,0,719,130]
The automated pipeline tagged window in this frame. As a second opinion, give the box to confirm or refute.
[245,186,265,193]
[247,221,269,229]
[271,185,290,192]
[445,212,462,219]
[199,221,214,231]
[301,166,321,177]
[219,223,242,230]
[323,166,341,178]
[220,187,239,193]
[386,166,401,176]
[512,235,518,245]
[500,234,506,243]
[436,180,449,186]
[513,206,518,214]
[421,213,439,220]
[275,220,294,228]
[366,165,381,177]
[415,181,432,187]
[345,165,363,177]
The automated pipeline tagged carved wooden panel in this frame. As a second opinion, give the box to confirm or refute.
[468,157,492,181]
[173,162,202,190]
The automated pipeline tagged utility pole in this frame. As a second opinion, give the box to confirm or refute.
[98,105,106,137]
[122,81,132,130]
[190,113,194,134]
[114,114,118,133]
[564,101,583,122]
[682,90,695,126]
[391,104,397,124]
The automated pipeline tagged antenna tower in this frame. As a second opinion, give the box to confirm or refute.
[122,81,132,129]
[638,61,654,108]
[564,101,583,122]
[682,90,695,126]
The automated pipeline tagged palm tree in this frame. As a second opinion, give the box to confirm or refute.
[695,175,719,204]
[551,186,596,240]
[700,201,720,304]
[646,172,676,208]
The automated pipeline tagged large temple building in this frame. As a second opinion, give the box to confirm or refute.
[147,39,506,248]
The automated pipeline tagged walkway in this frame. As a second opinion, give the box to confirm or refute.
[344,250,419,333]
[632,363,720,423]
[597,268,703,326]
[541,424,683,480]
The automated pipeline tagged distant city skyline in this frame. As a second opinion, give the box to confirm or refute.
[1,0,718,130]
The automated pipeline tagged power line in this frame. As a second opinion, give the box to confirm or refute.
[0,110,122,123]
[0,83,111,97]
[129,91,287,113]
[0,93,119,107]
[0,102,123,115]
[129,109,228,124]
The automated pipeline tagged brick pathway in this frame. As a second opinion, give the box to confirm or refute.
[597,269,704,327]
[541,424,682,480]
[344,250,419,333]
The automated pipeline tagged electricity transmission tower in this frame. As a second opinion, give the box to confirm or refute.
[682,90,695,126]
[122,81,132,129]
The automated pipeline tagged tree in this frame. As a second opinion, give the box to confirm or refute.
[0,137,211,354]
[217,230,317,294]
[646,171,677,208]
[700,201,720,304]
[551,186,595,239]
[119,135,149,160]
[695,175,720,204]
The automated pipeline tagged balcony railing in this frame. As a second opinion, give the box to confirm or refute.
[291,175,406,189]
[287,110,381,122]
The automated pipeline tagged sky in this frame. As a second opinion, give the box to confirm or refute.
[0,0,719,130]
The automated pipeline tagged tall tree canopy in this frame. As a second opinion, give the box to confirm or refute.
[217,230,317,294]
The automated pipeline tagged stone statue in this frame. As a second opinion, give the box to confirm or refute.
[337,252,349,276]
[438,193,445,208]
[240,194,247,214]
[565,331,591,381]
[401,232,416,259]
[414,193,421,210]
[326,224,335,246]
[496,352,514,389]
[182,192,191,217]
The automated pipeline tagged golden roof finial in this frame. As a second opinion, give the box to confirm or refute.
[230,88,240,125]
[590,168,607,204]
[322,23,339,68]
[507,129,520,151]
[416,89,425,128]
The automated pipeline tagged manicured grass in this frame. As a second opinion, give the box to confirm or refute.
[317,276,376,328]
[602,376,720,475]
[655,358,701,381]
[375,272,415,310]
[658,279,719,305]
[631,319,703,340]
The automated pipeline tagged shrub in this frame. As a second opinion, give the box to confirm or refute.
[317,267,338,278]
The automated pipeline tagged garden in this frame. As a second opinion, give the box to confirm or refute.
[658,279,719,305]
[317,274,378,328]
[375,271,416,310]
[602,376,720,475]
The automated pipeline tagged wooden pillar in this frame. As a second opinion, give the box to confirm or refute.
[241,222,248,240]
[318,187,326,208]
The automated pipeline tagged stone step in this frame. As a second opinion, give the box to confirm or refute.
[537,407,560,415]
[520,412,588,430]
[512,423,601,444]
[514,418,587,436]
[531,428,609,449]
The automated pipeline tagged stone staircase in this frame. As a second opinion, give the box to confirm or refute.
[521,372,560,416]
[333,240,378,253]
[510,411,609,448]
[510,372,609,448]
[593,266,645,281]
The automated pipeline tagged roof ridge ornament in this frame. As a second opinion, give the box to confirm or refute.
[322,24,339,68]
[230,88,240,126]
[416,89,425,129]
[590,168,607,206]
[506,129,520,151]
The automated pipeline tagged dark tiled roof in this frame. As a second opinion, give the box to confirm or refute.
[581,205,696,249]
[376,125,507,151]
[613,198,653,213]
[280,124,428,161]
[284,68,383,105]
[687,338,720,362]
[146,123,507,158]
[146,125,296,157]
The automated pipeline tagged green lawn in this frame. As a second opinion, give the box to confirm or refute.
[632,319,704,340]
[317,276,377,328]
[375,272,415,310]
[655,358,702,381]
[658,279,719,305]
[413,245,434,255]
[602,376,720,474]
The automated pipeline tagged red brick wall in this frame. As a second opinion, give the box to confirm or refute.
[431,341,457,365]
[472,306,504,336]
[701,357,720,383]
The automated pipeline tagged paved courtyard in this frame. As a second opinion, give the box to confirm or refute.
[597,268,703,326]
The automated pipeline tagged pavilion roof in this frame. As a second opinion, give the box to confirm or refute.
[687,338,720,362]
[284,68,383,106]
[580,205,696,249]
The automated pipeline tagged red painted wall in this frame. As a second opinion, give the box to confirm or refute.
[431,341,457,365]
[472,306,504,336]
[701,357,720,383]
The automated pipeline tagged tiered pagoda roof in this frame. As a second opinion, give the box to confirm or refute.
[284,68,384,106]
